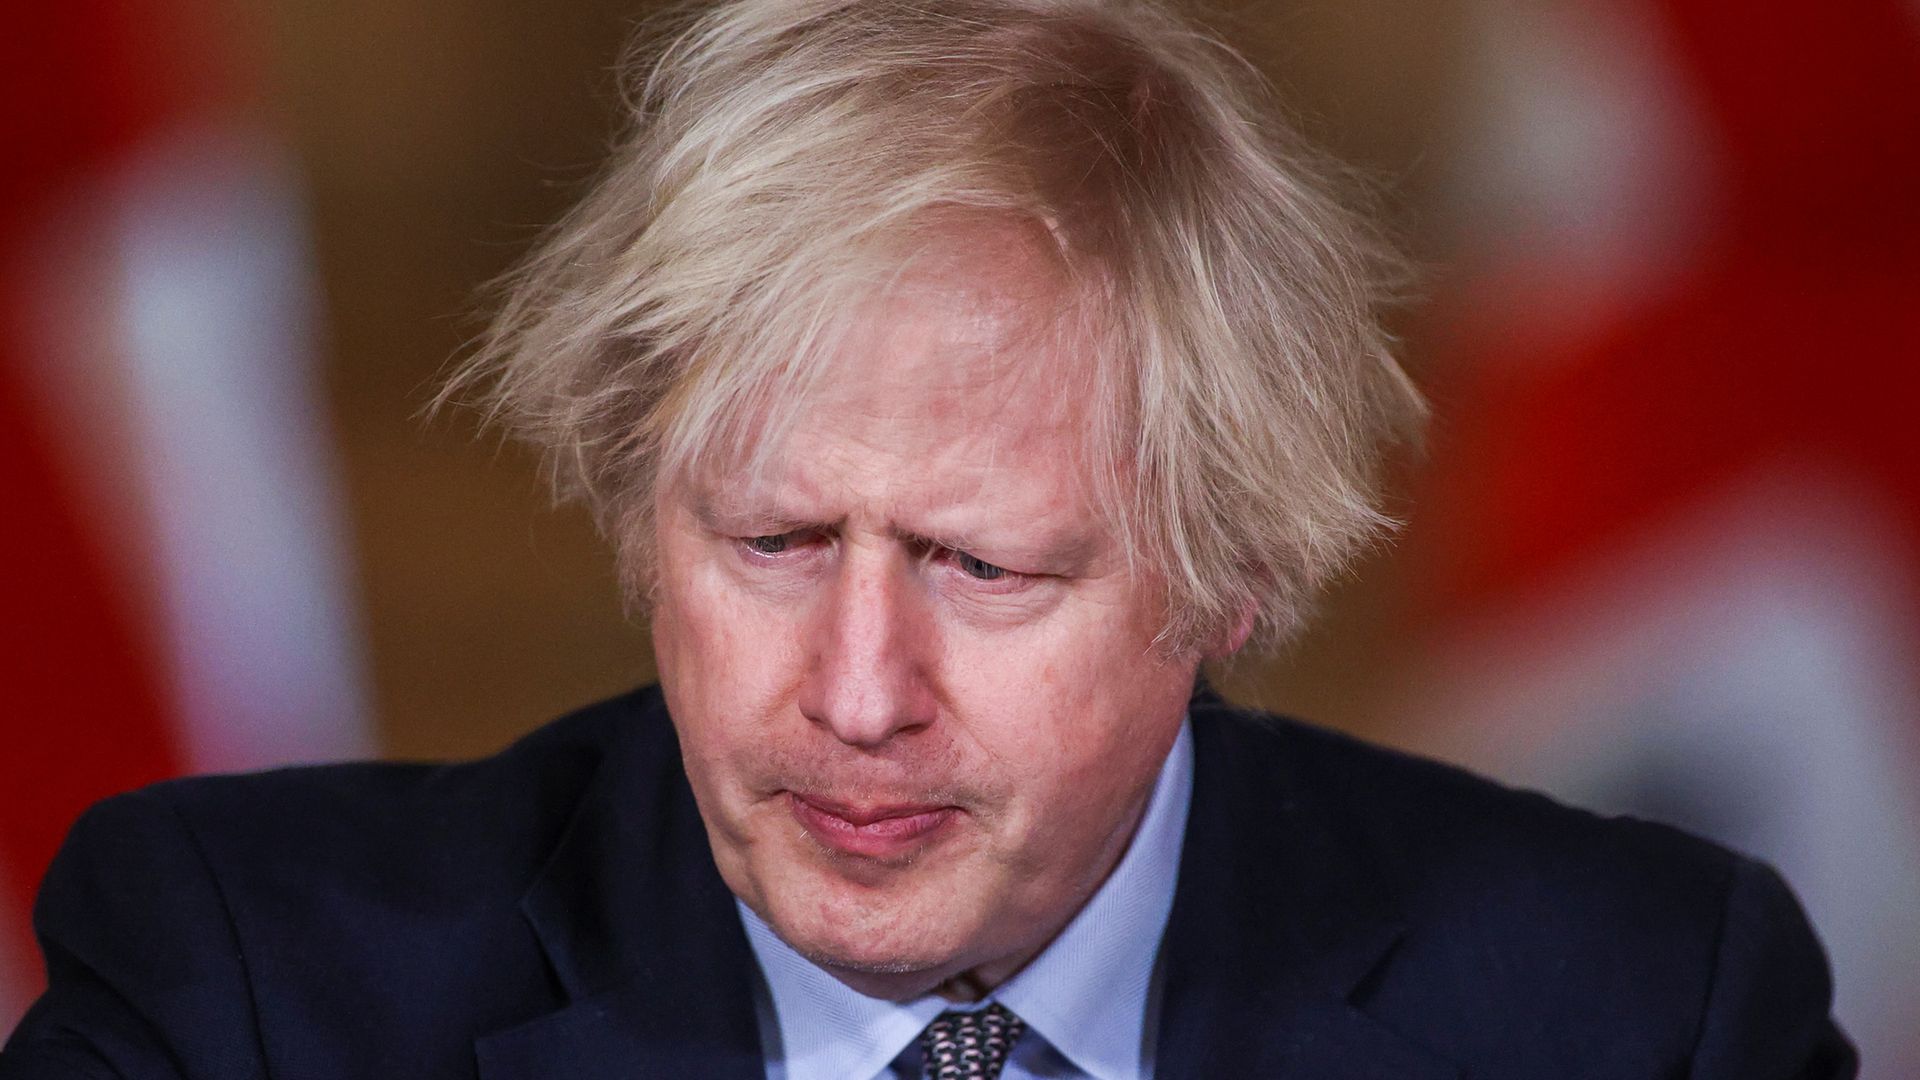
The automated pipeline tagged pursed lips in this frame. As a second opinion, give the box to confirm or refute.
[787,791,961,859]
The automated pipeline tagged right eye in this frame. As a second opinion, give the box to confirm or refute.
[744,533,792,555]
[737,530,829,560]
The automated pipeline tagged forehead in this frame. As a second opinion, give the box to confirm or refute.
[683,220,1117,544]
[714,218,1101,451]
[817,255,1080,428]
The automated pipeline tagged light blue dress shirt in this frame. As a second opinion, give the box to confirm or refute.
[740,718,1193,1080]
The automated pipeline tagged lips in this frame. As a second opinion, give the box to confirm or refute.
[787,792,959,859]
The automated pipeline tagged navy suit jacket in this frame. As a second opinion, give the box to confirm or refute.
[2,685,1855,1079]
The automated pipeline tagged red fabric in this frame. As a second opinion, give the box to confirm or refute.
[0,345,184,939]
[0,0,234,1006]
[1409,0,1920,619]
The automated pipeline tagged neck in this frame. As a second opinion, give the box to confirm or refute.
[818,924,1051,1002]
[933,965,1004,1003]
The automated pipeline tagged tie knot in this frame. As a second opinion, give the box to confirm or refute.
[920,1002,1026,1080]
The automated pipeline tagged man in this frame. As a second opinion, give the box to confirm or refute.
[1,1,1855,1078]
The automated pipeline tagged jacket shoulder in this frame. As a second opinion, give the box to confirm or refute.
[1193,703,1849,1076]
[145,684,668,902]
[1203,702,1739,902]
[6,686,674,1080]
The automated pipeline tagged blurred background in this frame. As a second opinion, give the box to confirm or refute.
[3,0,1916,1069]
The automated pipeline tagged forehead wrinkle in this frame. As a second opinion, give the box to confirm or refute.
[704,371,1108,545]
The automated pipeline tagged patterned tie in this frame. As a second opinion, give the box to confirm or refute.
[920,1003,1026,1080]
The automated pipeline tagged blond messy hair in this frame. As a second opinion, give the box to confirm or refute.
[447,0,1426,653]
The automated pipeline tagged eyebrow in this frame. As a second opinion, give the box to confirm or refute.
[687,491,791,532]
[689,489,1104,574]
[887,523,1104,575]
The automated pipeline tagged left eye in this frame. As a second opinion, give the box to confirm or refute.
[954,552,1009,581]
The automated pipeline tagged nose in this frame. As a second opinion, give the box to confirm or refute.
[796,544,938,748]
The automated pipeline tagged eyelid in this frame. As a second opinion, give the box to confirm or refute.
[957,550,1009,575]
[735,527,829,558]
[938,546,1037,591]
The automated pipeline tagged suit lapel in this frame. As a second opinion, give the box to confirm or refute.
[476,695,765,1080]
[1153,701,1461,1080]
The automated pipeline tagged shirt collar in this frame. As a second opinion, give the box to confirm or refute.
[740,717,1193,1080]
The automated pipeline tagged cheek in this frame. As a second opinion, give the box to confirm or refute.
[657,544,800,686]
[942,615,1188,791]
[654,562,796,771]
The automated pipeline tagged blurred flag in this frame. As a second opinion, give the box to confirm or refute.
[0,0,371,1027]
[1397,0,1920,1074]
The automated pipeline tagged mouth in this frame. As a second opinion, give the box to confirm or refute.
[787,792,961,859]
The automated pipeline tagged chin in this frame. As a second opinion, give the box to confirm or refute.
[796,938,943,977]
[765,876,974,982]
[775,919,963,997]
